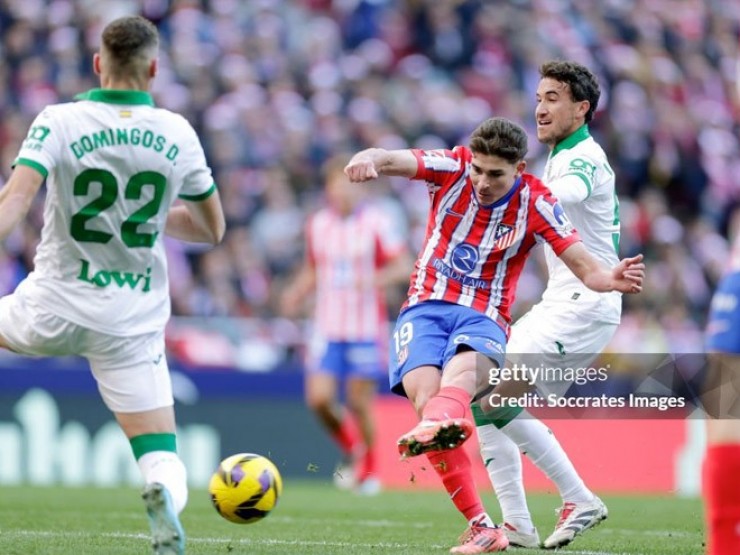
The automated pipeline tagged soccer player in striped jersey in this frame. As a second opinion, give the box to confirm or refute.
[281,155,412,495]
[703,208,740,555]
[474,61,618,549]
[345,117,644,554]
[0,16,225,555]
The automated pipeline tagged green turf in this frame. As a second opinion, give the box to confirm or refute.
[0,481,705,554]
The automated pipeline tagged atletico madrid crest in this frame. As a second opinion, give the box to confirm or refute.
[493,224,517,250]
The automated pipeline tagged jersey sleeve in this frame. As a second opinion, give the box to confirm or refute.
[13,108,63,178]
[410,147,466,196]
[545,173,591,204]
[532,191,581,255]
[548,155,599,204]
[176,120,217,201]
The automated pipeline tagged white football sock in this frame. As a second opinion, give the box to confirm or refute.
[501,413,594,504]
[137,451,188,514]
[477,424,534,531]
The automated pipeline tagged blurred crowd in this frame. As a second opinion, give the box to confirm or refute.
[0,0,738,363]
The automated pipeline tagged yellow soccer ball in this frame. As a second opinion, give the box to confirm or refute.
[208,453,283,524]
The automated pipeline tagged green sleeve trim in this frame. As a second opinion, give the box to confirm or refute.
[612,232,620,254]
[566,172,593,198]
[471,402,524,428]
[13,157,48,178]
[179,182,216,201]
[130,433,177,459]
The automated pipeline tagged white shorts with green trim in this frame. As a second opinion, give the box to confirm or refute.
[0,287,173,413]
[507,300,618,397]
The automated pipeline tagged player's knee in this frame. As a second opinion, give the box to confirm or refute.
[305,394,334,415]
[408,388,437,417]
[402,367,441,416]
[345,398,371,421]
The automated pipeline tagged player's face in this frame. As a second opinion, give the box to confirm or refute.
[469,153,526,206]
[535,77,589,147]
[326,170,362,215]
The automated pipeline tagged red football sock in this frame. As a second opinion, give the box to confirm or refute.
[330,415,359,455]
[357,446,377,481]
[704,444,740,555]
[422,386,471,421]
[427,447,486,521]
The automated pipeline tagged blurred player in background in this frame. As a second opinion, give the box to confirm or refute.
[703,205,740,555]
[281,154,412,495]
[344,117,643,553]
[0,15,225,555]
[474,61,618,548]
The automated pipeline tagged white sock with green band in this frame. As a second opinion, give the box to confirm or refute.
[500,414,593,504]
[131,433,188,514]
[478,423,534,531]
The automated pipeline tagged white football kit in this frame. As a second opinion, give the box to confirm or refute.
[507,125,621,380]
[0,88,216,411]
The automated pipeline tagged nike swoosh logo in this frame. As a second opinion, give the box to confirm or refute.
[445,207,466,217]
[152,354,163,365]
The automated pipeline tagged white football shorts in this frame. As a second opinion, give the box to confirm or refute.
[0,288,173,413]
[506,300,618,396]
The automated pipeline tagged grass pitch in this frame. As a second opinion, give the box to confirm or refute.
[0,481,704,554]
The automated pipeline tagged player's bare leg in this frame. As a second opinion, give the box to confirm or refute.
[346,376,380,494]
[305,371,360,488]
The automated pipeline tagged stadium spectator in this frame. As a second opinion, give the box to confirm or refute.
[0,1,735,549]
[344,116,644,553]
[0,2,733,357]
[0,15,225,555]
[280,154,412,495]
[474,60,614,549]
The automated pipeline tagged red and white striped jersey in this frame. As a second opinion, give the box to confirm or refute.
[307,203,406,341]
[404,146,581,328]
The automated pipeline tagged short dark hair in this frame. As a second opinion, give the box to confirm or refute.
[469,117,528,163]
[101,16,159,77]
[539,60,601,123]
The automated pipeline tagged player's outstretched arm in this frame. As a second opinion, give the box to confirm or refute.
[0,165,44,242]
[559,242,644,294]
[279,262,316,319]
[344,148,418,182]
[165,191,226,245]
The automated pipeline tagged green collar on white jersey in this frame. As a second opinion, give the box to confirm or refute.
[75,88,154,106]
[551,124,590,156]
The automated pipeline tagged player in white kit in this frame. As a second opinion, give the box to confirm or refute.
[474,61,618,549]
[0,16,225,555]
